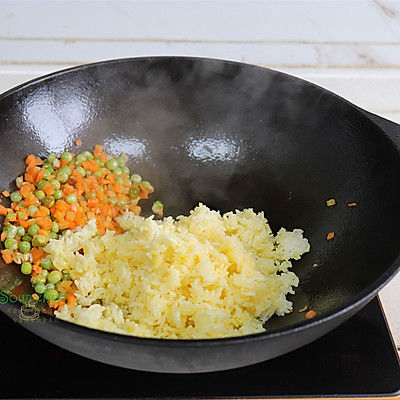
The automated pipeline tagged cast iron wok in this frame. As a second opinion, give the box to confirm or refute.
[0,57,399,373]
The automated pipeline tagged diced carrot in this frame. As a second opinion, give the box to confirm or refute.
[94,145,103,154]
[31,264,43,276]
[35,168,45,184]
[55,200,69,212]
[38,228,49,237]
[23,194,36,206]
[26,155,43,166]
[82,159,99,172]
[37,218,53,229]
[0,232,6,241]
[2,190,9,197]
[42,182,55,196]
[306,310,317,319]
[31,247,46,263]
[87,198,99,208]
[138,184,149,199]
[75,138,82,146]
[1,250,13,264]
[20,184,30,198]
[53,210,65,221]
[0,204,8,216]
[326,232,335,241]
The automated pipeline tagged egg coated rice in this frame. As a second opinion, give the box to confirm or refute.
[46,204,310,339]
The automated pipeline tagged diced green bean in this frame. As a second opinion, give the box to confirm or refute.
[49,232,58,240]
[115,176,123,185]
[57,292,67,301]
[45,283,55,290]
[59,166,72,176]
[121,166,130,175]
[82,151,94,160]
[10,191,22,202]
[113,167,122,176]
[75,153,86,164]
[53,159,60,169]
[116,156,126,167]
[94,159,104,167]
[40,269,49,278]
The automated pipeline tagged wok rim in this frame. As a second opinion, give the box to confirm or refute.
[1,55,399,347]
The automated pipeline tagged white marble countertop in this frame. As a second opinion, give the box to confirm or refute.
[0,63,398,352]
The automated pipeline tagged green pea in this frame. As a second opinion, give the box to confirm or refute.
[113,167,123,176]
[10,191,22,202]
[18,241,31,254]
[44,289,59,301]
[65,193,77,204]
[59,166,72,176]
[61,152,73,161]
[53,189,63,200]
[44,170,52,178]
[22,234,32,242]
[82,151,94,160]
[46,153,57,163]
[35,190,45,201]
[4,238,17,250]
[94,159,104,167]
[121,166,130,175]
[52,159,60,169]
[34,282,46,294]
[48,270,62,284]
[42,196,55,208]
[130,174,142,184]
[57,292,67,301]
[77,196,85,202]
[152,201,164,215]
[20,262,32,275]
[129,188,139,199]
[16,226,25,237]
[76,166,86,177]
[28,223,39,236]
[27,205,38,217]
[108,197,117,206]
[40,269,49,278]
[62,272,70,281]
[45,283,55,290]
[31,275,46,285]
[51,221,59,233]
[50,179,61,190]
[49,232,58,240]
[56,172,69,183]
[94,170,102,178]
[32,234,48,247]
[141,181,154,192]
[115,176,124,185]
[116,156,126,167]
[106,158,118,171]
[40,257,53,270]
[85,171,92,176]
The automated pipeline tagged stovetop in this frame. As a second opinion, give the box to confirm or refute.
[0,297,399,399]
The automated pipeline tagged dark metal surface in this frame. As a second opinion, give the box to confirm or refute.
[0,57,400,373]
[1,297,399,398]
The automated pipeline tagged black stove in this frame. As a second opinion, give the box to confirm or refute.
[0,297,399,399]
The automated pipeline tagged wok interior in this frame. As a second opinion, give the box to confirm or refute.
[0,57,400,333]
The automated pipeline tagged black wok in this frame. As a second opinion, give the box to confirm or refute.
[0,57,399,373]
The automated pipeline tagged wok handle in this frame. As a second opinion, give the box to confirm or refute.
[360,109,400,149]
